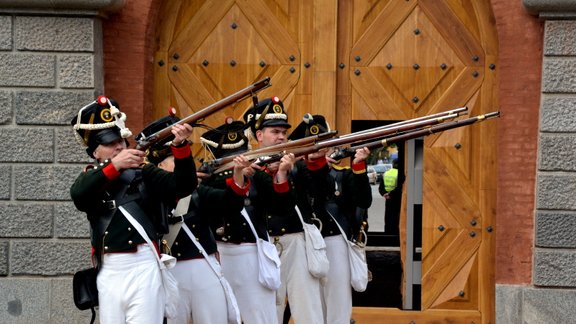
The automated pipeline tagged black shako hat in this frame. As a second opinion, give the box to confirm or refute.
[136,110,181,165]
[200,118,249,159]
[71,96,132,158]
[288,113,330,141]
[242,96,291,140]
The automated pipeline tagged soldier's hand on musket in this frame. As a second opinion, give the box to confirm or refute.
[275,153,296,183]
[171,123,193,146]
[265,161,280,173]
[325,148,339,165]
[233,155,252,187]
[111,149,145,171]
[353,147,370,164]
[243,164,256,178]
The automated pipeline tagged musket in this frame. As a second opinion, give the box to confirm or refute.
[198,130,338,173]
[135,77,271,151]
[329,111,500,161]
[339,106,468,139]
[213,110,463,173]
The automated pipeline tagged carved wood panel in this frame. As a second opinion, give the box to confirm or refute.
[153,0,497,322]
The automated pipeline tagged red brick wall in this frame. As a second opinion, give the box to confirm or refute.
[102,0,543,285]
[101,0,158,142]
[491,0,543,284]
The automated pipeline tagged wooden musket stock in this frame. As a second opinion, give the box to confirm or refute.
[135,77,271,151]
[198,130,337,174]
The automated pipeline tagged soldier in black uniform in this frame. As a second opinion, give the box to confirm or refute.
[70,96,197,324]
[288,114,372,324]
[199,117,280,324]
[242,97,324,324]
[140,115,251,324]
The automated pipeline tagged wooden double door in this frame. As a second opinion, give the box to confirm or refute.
[153,0,497,322]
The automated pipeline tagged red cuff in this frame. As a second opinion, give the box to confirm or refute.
[102,163,121,180]
[352,160,367,174]
[274,179,290,193]
[306,156,327,171]
[226,177,250,196]
[171,144,191,159]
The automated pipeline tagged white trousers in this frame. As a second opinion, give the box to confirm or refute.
[275,232,324,324]
[218,242,278,324]
[97,244,164,324]
[321,235,352,324]
[167,256,228,324]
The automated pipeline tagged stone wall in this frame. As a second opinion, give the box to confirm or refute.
[496,2,576,323]
[0,2,121,323]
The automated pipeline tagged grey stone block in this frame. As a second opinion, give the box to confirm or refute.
[534,249,576,286]
[0,203,53,237]
[536,211,576,248]
[0,279,50,323]
[540,96,576,132]
[11,241,92,275]
[537,173,576,209]
[0,241,7,275]
[0,165,10,200]
[0,90,12,124]
[524,0,576,16]
[537,174,576,210]
[0,0,124,12]
[524,287,576,324]
[539,134,576,171]
[50,278,99,324]
[59,54,94,88]
[496,284,523,324]
[0,53,55,87]
[56,127,92,163]
[14,165,81,201]
[15,90,94,125]
[0,128,54,162]
[543,57,576,93]
[0,15,11,50]
[55,202,90,238]
[545,20,576,55]
[14,16,93,52]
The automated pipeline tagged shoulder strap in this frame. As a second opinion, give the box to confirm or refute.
[122,201,157,240]
[240,208,267,241]
[118,206,173,269]
[327,210,368,246]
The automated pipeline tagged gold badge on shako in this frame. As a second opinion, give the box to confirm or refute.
[228,132,238,142]
[272,104,283,114]
[309,125,320,135]
[100,108,113,122]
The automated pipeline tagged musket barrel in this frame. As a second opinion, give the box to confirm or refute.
[315,112,459,150]
[136,77,271,151]
[212,110,498,172]
[330,111,500,160]
[340,106,467,139]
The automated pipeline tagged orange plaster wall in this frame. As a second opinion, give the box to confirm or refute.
[491,0,543,284]
[102,0,544,285]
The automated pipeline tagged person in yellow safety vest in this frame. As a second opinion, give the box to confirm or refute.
[378,159,402,235]
[382,166,398,195]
